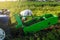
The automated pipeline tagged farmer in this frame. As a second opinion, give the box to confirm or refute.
[20,9,33,22]
[2,9,10,15]
[0,9,10,24]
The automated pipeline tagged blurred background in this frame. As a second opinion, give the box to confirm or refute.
[0,0,60,40]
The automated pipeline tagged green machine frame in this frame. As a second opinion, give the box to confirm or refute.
[14,13,58,34]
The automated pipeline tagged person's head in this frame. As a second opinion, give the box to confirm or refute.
[22,17,25,22]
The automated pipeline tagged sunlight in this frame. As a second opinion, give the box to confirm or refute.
[0,0,19,2]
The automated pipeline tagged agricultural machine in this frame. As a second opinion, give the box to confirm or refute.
[0,13,58,40]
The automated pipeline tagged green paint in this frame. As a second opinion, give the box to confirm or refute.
[14,13,58,34]
[23,14,58,33]
[14,13,23,29]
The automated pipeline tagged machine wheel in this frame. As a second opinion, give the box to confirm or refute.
[0,25,12,40]
[0,28,5,40]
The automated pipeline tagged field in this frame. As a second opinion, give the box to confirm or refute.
[0,1,60,23]
[0,1,60,40]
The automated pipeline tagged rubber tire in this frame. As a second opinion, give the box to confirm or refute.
[0,25,12,40]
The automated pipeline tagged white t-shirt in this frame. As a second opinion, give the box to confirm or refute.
[20,9,32,20]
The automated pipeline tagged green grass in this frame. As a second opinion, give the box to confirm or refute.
[20,1,60,7]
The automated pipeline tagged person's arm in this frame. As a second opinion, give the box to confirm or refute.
[29,10,33,18]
